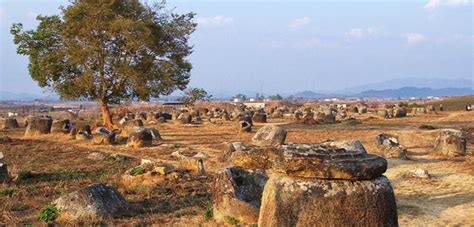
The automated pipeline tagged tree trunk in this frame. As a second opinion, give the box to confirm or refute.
[98,99,113,127]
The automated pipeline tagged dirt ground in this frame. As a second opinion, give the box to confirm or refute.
[0,110,473,225]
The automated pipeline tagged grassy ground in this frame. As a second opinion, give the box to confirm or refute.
[0,109,473,225]
[425,95,474,111]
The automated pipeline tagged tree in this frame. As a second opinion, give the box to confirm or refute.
[233,94,247,101]
[11,0,196,127]
[178,87,212,107]
[268,94,283,100]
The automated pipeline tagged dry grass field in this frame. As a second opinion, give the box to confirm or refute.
[0,108,473,225]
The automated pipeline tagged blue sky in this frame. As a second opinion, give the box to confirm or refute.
[0,0,472,97]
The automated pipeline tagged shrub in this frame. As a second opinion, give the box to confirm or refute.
[203,201,213,221]
[225,216,238,225]
[19,170,32,180]
[130,166,145,176]
[38,203,60,222]
[0,187,14,196]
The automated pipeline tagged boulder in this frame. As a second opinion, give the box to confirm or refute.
[53,183,130,221]
[24,116,53,136]
[191,116,203,124]
[357,105,368,114]
[122,163,174,186]
[251,125,287,146]
[126,128,152,148]
[176,112,192,124]
[1,118,19,129]
[121,119,144,135]
[433,129,467,157]
[80,125,92,135]
[410,168,430,179]
[258,143,398,226]
[393,107,407,118]
[252,113,267,123]
[239,115,253,126]
[316,112,336,124]
[375,134,408,159]
[95,127,111,134]
[143,127,161,140]
[91,132,115,145]
[171,150,208,175]
[212,166,268,225]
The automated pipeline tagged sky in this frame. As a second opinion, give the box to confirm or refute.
[0,0,472,97]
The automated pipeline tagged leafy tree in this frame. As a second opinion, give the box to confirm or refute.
[11,0,196,127]
[233,94,247,101]
[178,87,212,106]
[268,94,283,100]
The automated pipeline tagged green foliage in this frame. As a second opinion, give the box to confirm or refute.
[425,95,474,111]
[11,0,196,124]
[268,94,283,100]
[131,166,146,176]
[38,203,60,222]
[18,170,32,180]
[203,201,213,221]
[0,187,14,196]
[225,216,238,225]
[233,94,247,101]
[398,102,409,107]
[127,183,149,195]
[178,87,212,106]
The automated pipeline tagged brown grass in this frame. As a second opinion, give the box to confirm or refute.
[0,108,473,225]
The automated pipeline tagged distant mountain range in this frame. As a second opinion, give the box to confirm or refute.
[336,77,474,94]
[1,78,472,101]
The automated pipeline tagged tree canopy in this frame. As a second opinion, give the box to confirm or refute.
[11,0,196,126]
[178,87,212,107]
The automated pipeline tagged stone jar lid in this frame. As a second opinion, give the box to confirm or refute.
[272,143,387,180]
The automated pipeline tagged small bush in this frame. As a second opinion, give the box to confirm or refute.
[0,187,14,196]
[38,203,60,222]
[127,183,149,195]
[203,201,213,221]
[130,166,145,176]
[225,216,237,225]
[174,210,184,218]
[19,170,32,180]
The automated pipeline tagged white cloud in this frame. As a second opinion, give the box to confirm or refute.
[345,27,381,40]
[424,0,472,9]
[289,17,311,30]
[195,16,234,27]
[402,33,427,45]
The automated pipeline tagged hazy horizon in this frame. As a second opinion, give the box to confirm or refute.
[1,0,473,97]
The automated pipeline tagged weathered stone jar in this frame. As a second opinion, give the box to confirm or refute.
[433,129,467,157]
[212,166,268,225]
[258,142,398,227]
[24,116,53,136]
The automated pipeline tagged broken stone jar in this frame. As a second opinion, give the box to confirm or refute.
[258,143,398,227]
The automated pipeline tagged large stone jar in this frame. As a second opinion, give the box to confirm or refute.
[258,143,398,226]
